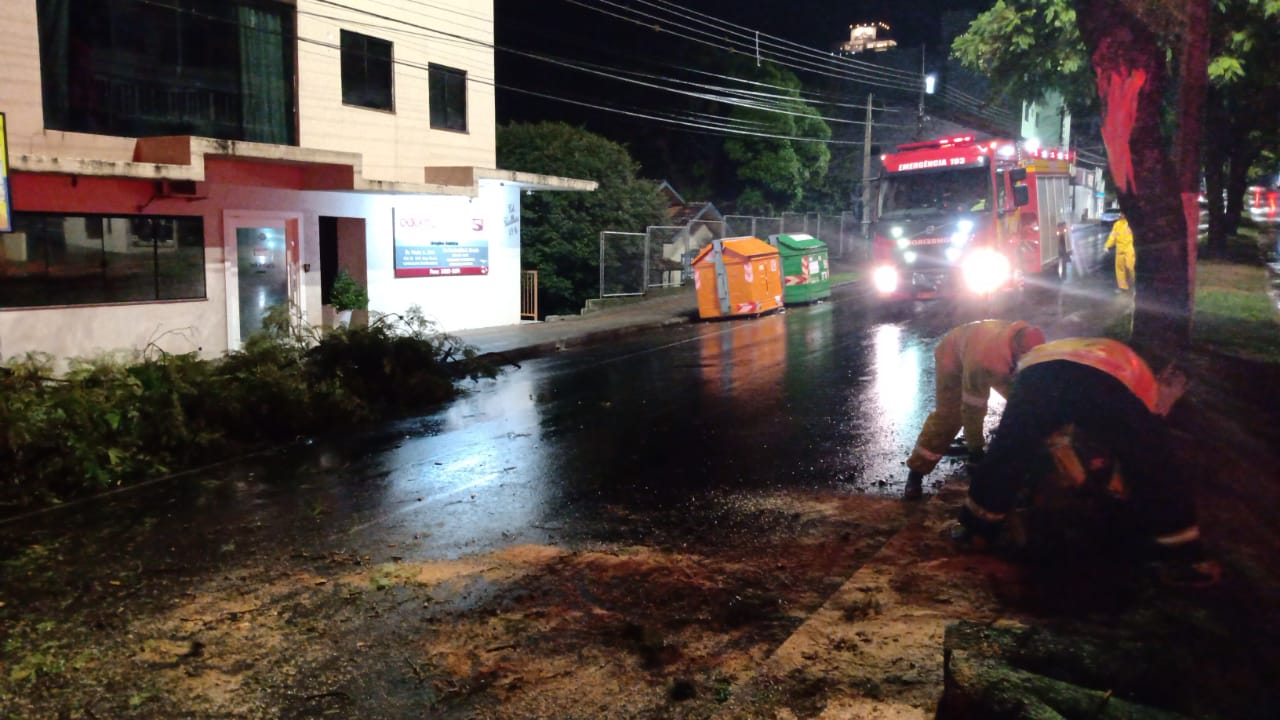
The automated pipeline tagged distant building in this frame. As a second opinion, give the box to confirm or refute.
[835,23,897,55]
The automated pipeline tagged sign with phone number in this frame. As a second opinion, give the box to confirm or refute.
[392,206,488,278]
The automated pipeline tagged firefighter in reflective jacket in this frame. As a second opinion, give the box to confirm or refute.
[903,320,1047,500]
[1105,215,1135,291]
[955,337,1220,587]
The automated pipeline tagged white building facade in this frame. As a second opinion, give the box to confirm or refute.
[0,0,591,365]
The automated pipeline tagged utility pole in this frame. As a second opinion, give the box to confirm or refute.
[916,45,926,138]
[860,93,875,247]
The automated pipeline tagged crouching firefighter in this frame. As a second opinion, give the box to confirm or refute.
[903,320,1047,500]
[954,337,1220,588]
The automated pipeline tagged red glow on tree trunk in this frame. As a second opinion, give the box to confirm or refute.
[1097,69,1146,193]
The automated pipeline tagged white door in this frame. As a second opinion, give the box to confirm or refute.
[223,211,302,349]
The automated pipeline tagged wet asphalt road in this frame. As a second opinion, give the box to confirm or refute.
[0,228,1113,603]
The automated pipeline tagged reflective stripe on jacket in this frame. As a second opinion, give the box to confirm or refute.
[1105,217,1134,254]
[937,320,1033,444]
[1017,337,1158,412]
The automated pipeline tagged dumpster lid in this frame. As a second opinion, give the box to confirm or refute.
[690,236,779,266]
[769,233,827,251]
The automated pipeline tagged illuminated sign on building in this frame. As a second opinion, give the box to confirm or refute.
[392,200,490,278]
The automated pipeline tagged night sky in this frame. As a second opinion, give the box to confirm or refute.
[492,0,996,183]
[493,0,992,124]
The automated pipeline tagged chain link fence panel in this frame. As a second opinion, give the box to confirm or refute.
[599,231,647,298]
[644,220,725,288]
[724,215,784,240]
[603,212,861,298]
[720,212,867,260]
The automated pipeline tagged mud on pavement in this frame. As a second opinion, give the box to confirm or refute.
[0,487,942,719]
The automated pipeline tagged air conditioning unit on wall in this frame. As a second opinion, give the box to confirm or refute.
[156,179,207,199]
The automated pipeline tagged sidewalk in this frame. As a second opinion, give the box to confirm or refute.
[452,287,700,360]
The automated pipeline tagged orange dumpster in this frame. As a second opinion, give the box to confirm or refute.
[691,236,783,320]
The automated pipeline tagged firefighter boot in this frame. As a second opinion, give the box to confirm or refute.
[903,470,925,501]
[950,504,1004,550]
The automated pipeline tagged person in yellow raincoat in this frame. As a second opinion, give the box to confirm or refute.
[953,337,1219,587]
[903,320,1046,500]
[1104,214,1135,292]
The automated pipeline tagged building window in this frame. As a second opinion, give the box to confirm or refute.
[341,30,394,111]
[0,213,206,309]
[429,64,467,132]
[36,0,296,144]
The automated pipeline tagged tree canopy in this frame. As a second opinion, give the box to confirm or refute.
[497,122,667,317]
[721,61,833,215]
[955,0,1280,246]
[951,0,1096,115]
[954,0,1278,352]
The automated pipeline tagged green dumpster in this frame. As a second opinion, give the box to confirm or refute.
[769,233,831,304]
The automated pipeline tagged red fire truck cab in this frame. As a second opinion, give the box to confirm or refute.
[870,135,1075,301]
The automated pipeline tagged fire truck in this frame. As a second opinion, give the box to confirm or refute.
[869,135,1075,302]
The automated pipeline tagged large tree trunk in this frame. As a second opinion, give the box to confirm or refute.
[1073,0,1210,358]
[1224,143,1258,237]
[1203,141,1229,256]
[1176,0,1210,300]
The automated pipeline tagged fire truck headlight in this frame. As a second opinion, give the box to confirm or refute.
[950,231,970,246]
[903,250,918,264]
[872,265,899,294]
[896,237,910,250]
[961,248,1011,295]
[957,219,974,234]
[945,246,962,262]
[890,226,904,239]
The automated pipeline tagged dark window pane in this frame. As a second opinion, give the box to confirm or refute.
[429,64,466,132]
[340,29,393,111]
[0,212,206,308]
[158,218,207,300]
[36,0,296,144]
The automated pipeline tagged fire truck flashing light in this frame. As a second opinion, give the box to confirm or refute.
[894,136,1076,163]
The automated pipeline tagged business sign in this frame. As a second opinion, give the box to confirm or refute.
[393,201,489,278]
[0,113,12,232]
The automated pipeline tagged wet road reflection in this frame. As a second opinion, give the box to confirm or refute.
[1,277,1097,593]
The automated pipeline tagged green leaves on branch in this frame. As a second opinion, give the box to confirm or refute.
[330,269,369,311]
[955,0,1280,104]
[0,305,493,508]
[721,62,831,215]
[951,0,1094,114]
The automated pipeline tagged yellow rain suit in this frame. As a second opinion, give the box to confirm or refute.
[1105,217,1135,291]
[906,320,1044,474]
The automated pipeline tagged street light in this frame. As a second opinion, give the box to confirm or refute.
[917,69,936,137]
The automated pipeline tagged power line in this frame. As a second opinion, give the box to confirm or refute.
[553,0,1018,131]
[121,0,930,144]
[301,1,916,129]
[558,0,923,93]
[639,0,923,82]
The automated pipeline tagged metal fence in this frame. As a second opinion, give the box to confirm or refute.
[599,231,647,298]
[723,215,782,241]
[645,220,725,289]
[600,210,871,299]
[520,270,538,320]
[722,211,868,260]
